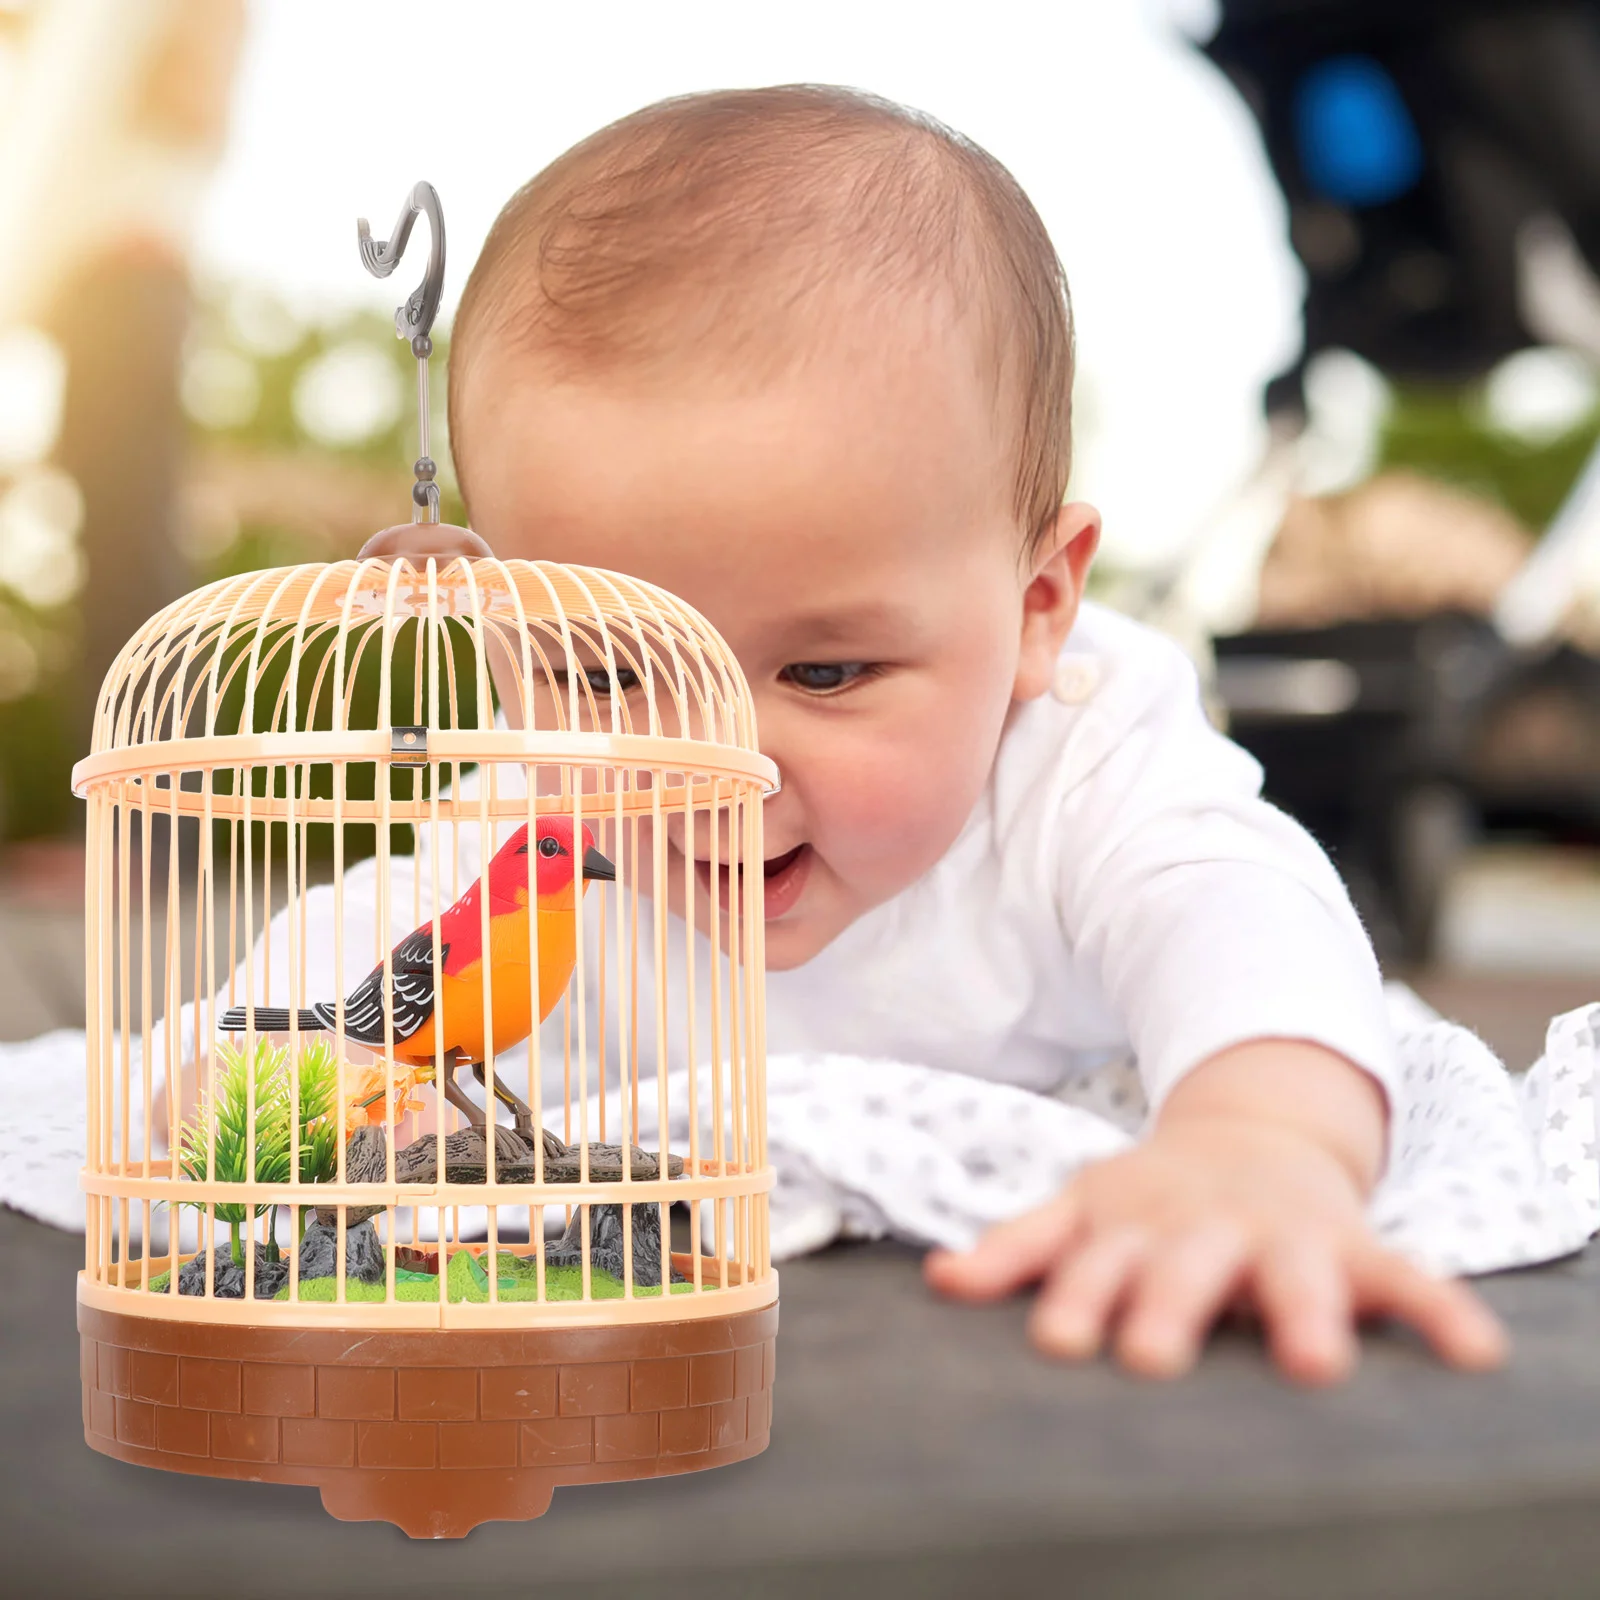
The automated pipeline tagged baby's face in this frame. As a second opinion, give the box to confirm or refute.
[459,302,1096,969]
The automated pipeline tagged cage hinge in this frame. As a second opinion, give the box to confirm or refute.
[390,726,429,766]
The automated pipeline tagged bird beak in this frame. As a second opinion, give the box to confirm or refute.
[582,845,617,883]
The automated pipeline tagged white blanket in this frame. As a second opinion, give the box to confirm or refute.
[5,991,1598,1278]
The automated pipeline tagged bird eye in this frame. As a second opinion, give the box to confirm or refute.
[538,836,561,858]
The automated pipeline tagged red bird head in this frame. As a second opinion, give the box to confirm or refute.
[487,817,616,907]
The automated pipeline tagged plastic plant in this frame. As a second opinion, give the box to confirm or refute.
[163,1037,417,1267]
[291,1039,341,1239]
[176,1036,365,1261]
[177,1040,293,1266]
[295,1042,340,1174]
[340,1060,432,1130]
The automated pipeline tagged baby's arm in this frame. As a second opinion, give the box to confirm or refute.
[927,618,1505,1380]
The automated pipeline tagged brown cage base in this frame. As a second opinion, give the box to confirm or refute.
[79,1295,777,1537]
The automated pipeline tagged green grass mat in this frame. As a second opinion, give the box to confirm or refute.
[139,1251,700,1302]
[275,1251,693,1302]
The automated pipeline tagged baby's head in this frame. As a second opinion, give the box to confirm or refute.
[449,84,1099,969]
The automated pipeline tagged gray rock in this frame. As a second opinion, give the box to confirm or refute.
[386,1126,681,1186]
[296,1218,385,1284]
[540,1142,685,1184]
[307,1125,688,1235]
[546,1202,684,1288]
[311,1128,685,1229]
[177,1243,288,1299]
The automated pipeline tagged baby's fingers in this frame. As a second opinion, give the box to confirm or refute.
[925,1191,1079,1301]
[1116,1222,1252,1378]
[1254,1237,1356,1385]
[1351,1249,1509,1372]
[1031,1225,1150,1360]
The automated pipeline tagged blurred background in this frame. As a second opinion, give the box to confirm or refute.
[0,0,1597,1042]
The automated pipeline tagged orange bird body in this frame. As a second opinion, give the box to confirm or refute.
[389,855,583,1068]
[220,816,614,1131]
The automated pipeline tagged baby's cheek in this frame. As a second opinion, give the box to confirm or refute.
[807,725,977,891]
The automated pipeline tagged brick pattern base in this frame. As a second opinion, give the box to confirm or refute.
[80,1301,777,1537]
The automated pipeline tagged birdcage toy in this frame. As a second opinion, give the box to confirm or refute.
[75,183,779,1537]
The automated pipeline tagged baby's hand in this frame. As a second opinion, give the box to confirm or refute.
[925,1042,1509,1384]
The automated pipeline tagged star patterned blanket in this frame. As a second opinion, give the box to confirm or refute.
[3,989,1597,1279]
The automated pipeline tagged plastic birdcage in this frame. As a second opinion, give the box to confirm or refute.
[74,550,779,1533]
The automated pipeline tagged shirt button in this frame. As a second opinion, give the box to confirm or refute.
[1052,655,1101,705]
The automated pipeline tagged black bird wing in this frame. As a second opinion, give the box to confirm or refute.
[329,926,444,1048]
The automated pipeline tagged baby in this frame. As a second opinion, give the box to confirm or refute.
[430,84,1505,1383]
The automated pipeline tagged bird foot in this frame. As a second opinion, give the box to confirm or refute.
[441,1070,487,1133]
[472,1062,538,1145]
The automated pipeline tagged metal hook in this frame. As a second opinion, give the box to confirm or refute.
[358,180,445,349]
[357,181,446,523]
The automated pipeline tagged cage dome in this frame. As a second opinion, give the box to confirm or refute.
[74,550,780,1533]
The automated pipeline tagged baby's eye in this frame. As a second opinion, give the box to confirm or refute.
[781,662,873,695]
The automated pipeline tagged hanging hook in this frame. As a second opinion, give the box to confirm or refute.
[357,181,446,523]
[358,180,445,349]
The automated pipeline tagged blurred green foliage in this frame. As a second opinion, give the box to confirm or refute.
[183,297,467,585]
[1378,386,1600,532]
[0,659,85,840]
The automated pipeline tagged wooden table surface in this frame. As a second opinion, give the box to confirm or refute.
[7,1209,1600,1599]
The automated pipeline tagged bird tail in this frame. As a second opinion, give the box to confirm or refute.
[218,1005,328,1033]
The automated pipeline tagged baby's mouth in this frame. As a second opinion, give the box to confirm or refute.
[693,843,812,920]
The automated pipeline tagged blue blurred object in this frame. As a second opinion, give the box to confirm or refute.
[1293,55,1424,206]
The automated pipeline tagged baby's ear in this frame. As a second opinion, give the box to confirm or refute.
[1013,502,1101,702]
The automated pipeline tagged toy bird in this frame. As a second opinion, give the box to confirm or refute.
[220,817,614,1136]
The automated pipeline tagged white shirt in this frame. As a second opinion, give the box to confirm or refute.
[197,603,1397,1116]
[760,601,1398,1109]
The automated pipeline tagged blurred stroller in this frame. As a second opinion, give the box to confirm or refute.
[1181,0,1600,960]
